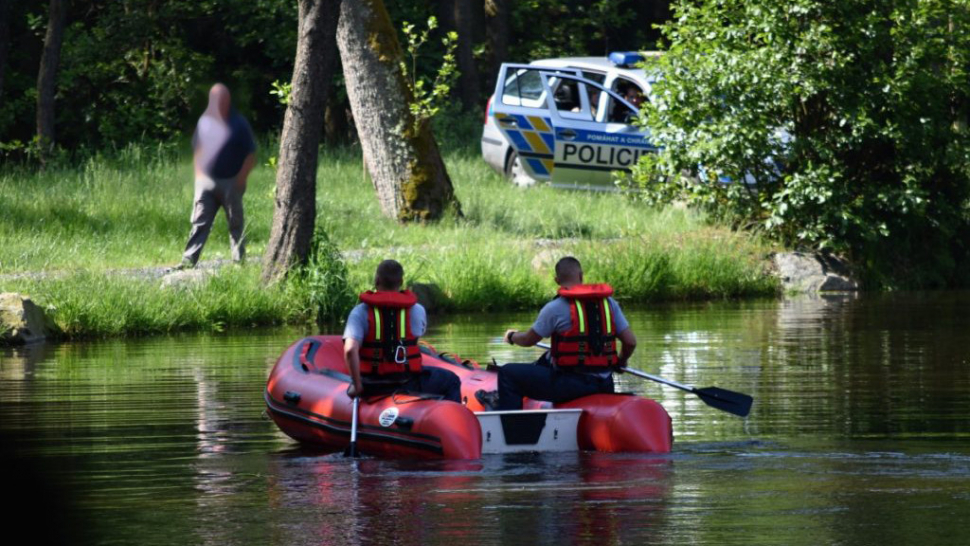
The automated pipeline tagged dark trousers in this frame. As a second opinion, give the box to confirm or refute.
[183,175,245,265]
[364,367,462,404]
[497,355,614,410]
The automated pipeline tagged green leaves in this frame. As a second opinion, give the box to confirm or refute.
[288,227,357,326]
[630,0,970,285]
[398,16,460,134]
[7,0,298,147]
[269,80,292,106]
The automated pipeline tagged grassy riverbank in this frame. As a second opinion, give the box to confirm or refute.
[0,142,779,338]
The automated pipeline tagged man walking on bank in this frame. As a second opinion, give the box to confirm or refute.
[482,256,637,410]
[178,83,256,269]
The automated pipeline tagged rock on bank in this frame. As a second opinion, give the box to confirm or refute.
[1,293,59,345]
[773,252,858,294]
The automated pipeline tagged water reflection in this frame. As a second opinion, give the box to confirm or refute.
[262,451,672,546]
[2,294,970,544]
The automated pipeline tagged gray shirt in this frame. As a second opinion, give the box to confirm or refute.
[343,302,427,342]
[532,296,629,374]
[193,110,256,179]
[532,296,629,338]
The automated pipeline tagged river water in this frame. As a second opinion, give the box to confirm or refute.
[2,293,969,545]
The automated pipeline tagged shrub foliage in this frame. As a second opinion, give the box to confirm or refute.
[633,0,970,286]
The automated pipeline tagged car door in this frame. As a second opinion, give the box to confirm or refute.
[489,63,583,180]
[544,74,656,190]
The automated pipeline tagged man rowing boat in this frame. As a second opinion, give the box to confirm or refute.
[481,256,638,410]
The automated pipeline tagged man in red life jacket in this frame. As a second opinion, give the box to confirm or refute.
[484,256,637,410]
[343,260,461,402]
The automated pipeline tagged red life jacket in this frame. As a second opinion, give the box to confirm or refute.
[358,290,422,378]
[551,283,619,370]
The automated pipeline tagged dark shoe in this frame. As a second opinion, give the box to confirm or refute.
[475,389,500,411]
[167,259,194,273]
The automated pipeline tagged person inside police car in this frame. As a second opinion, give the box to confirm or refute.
[624,85,645,109]
[478,256,638,411]
[343,260,461,402]
[572,85,600,119]
[606,83,645,123]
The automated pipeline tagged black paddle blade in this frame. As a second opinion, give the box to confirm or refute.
[694,387,753,417]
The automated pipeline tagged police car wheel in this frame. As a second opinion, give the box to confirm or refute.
[505,151,536,187]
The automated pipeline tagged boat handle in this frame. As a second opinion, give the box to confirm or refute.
[296,338,321,373]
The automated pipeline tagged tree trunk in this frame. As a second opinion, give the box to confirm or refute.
[484,0,509,95]
[0,0,11,103]
[453,0,481,110]
[262,0,342,283]
[324,96,351,144]
[468,0,486,45]
[36,0,67,151]
[337,0,462,222]
[438,0,482,110]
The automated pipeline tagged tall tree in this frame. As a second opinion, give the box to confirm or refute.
[0,0,11,102]
[262,0,342,282]
[484,0,509,94]
[452,0,481,109]
[36,0,67,151]
[437,0,481,109]
[337,0,462,222]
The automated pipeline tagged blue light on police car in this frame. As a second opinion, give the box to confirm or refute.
[609,51,644,68]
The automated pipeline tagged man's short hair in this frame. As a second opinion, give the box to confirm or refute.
[555,256,583,282]
[375,259,404,290]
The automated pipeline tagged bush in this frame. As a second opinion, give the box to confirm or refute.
[633,0,970,287]
[286,227,357,326]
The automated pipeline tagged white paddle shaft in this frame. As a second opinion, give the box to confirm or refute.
[533,341,698,393]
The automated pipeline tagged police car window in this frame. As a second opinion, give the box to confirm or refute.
[569,82,602,122]
[581,71,607,85]
[607,78,645,123]
[502,69,545,108]
[552,78,581,113]
[546,76,602,122]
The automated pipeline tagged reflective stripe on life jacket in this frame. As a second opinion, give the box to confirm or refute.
[358,290,422,378]
[551,284,618,370]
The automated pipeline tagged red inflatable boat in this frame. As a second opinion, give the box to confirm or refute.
[265,335,673,459]
[265,336,483,459]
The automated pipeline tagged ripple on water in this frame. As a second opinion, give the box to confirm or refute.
[3,296,970,544]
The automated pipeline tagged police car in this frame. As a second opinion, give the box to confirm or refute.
[481,52,659,190]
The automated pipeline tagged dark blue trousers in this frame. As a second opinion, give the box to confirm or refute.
[497,355,614,410]
[364,367,462,403]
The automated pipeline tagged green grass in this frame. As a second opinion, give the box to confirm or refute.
[0,140,779,338]
[10,266,300,338]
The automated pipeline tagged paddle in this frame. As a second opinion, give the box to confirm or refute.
[346,395,360,457]
[534,342,752,417]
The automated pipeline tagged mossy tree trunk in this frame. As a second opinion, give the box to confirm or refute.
[336,0,462,222]
[262,0,342,282]
[36,0,67,153]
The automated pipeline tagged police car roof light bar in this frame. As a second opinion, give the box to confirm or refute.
[608,51,645,68]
